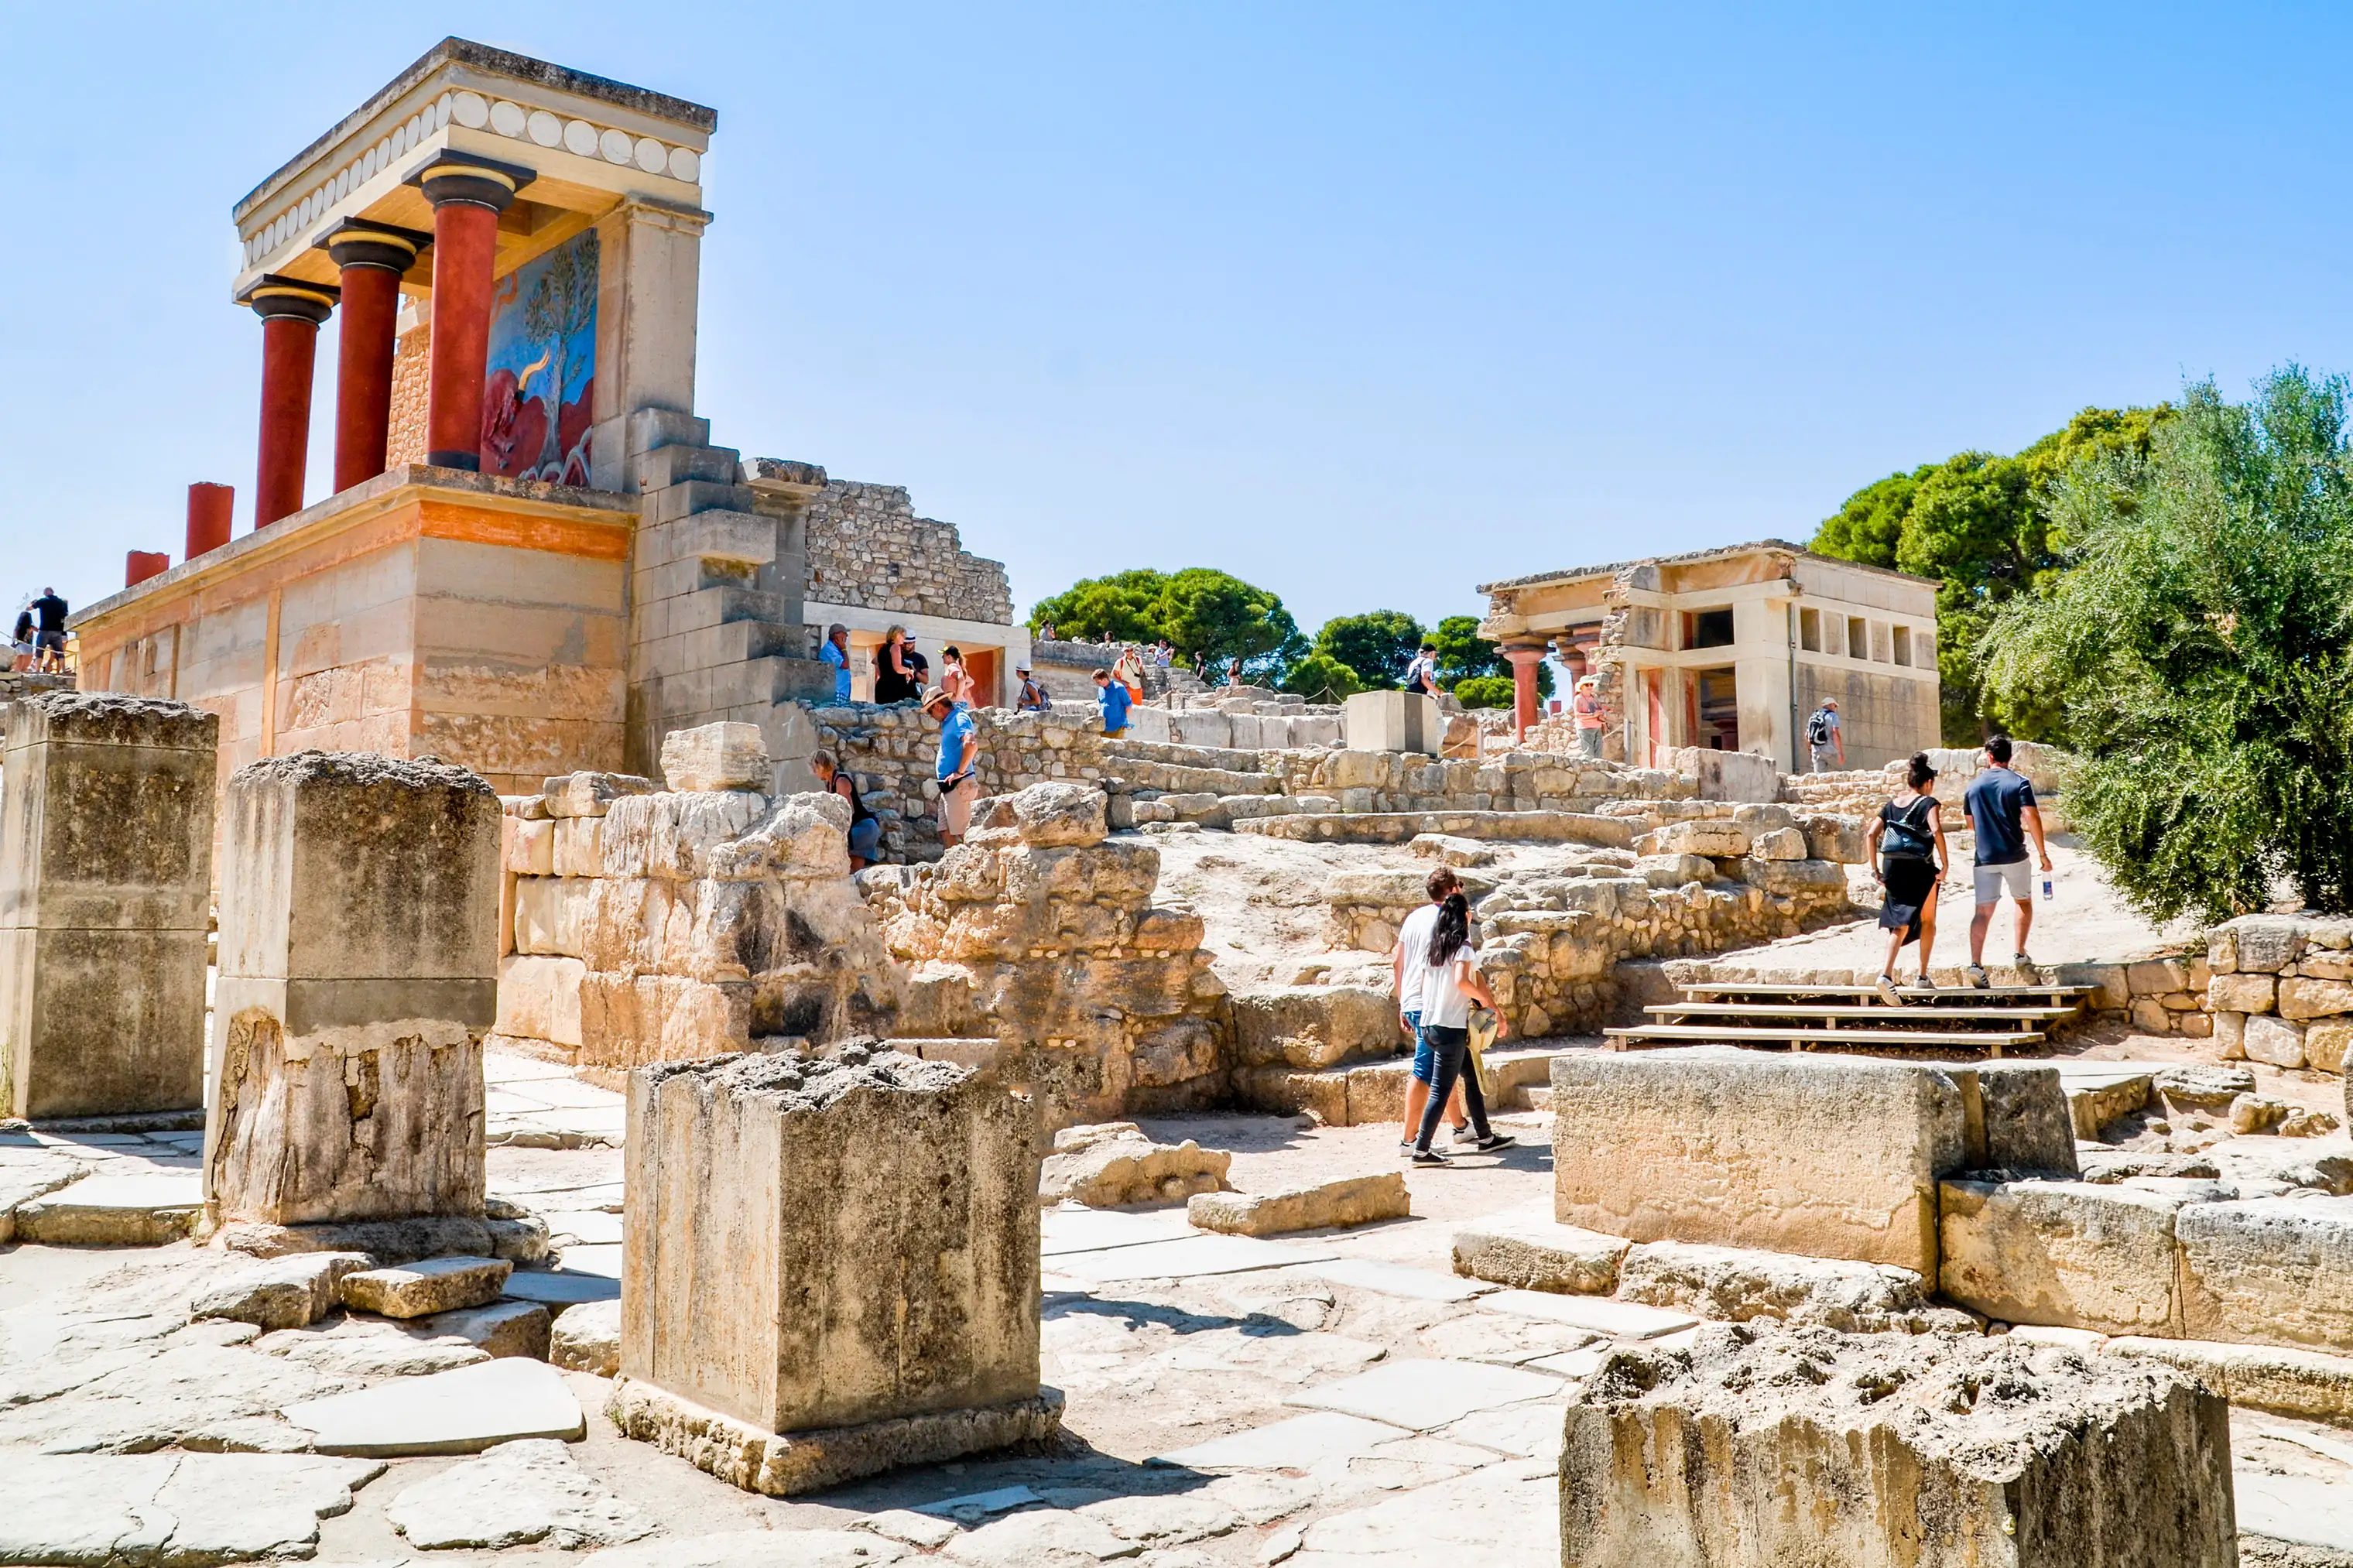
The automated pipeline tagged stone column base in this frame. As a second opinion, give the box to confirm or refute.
[607,1377,1064,1495]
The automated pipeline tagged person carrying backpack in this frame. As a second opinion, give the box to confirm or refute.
[1864,751,1947,1005]
[1804,700,1844,772]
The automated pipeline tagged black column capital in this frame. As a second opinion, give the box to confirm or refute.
[404,150,537,214]
[317,217,434,275]
[235,274,340,325]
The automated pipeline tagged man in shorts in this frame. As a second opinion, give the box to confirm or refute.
[1393,864,1470,1152]
[1962,734,2052,985]
[1093,667,1132,738]
[1804,699,1844,772]
[925,688,980,847]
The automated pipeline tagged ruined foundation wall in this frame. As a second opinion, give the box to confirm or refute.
[803,482,1013,625]
[2207,912,2353,1074]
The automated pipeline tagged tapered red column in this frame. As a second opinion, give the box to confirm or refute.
[185,483,234,559]
[413,158,529,472]
[244,280,337,529]
[324,225,425,491]
[1505,645,1547,740]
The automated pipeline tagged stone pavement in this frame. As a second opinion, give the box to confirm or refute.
[6,1043,2353,1563]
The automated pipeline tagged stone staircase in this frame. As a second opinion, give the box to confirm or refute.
[1603,977,2098,1058]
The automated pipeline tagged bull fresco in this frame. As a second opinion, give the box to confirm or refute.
[481,227,598,483]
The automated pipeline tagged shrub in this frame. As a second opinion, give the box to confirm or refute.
[1451,674,1516,710]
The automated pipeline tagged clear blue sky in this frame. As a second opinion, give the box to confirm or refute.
[5,3,2348,635]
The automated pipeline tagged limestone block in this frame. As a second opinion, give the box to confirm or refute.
[1451,1210,1629,1293]
[598,791,768,881]
[1938,1180,2184,1336]
[2229,913,2308,974]
[1341,691,1440,755]
[1748,826,1808,861]
[2280,976,2353,1019]
[207,754,499,1228]
[1560,1326,2235,1566]
[495,955,586,1048]
[2155,1063,2255,1114]
[189,1252,371,1332]
[504,817,555,875]
[551,1297,622,1378]
[1228,986,1391,1069]
[1038,1126,1230,1207]
[704,793,851,881]
[341,1256,513,1319]
[1653,819,1751,858]
[1736,858,1848,898]
[1615,1241,1949,1333]
[1953,1063,2081,1175]
[2307,1019,2353,1075]
[1632,853,1714,888]
[2053,962,2130,1012]
[2178,1197,2353,1351]
[1187,1173,1407,1235]
[2107,1335,2353,1425]
[1007,782,1109,847]
[552,816,604,878]
[2245,1014,2307,1069]
[622,1052,1043,1467]
[541,772,654,818]
[1550,1049,1964,1274]
[2209,972,2276,1014]
[0,691,218,1120]
[1798,813,1869,864]
[660,722,770,793]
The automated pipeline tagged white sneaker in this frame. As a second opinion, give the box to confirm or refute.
[1964,964,1988,988]
[1874,974,1903,1007]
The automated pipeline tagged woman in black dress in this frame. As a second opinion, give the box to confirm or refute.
[872,625,917,704]
[1865,751,1948,1005]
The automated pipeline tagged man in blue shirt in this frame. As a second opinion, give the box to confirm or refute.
[1962,734,2053,984]
[924,687,980,847]
[1093,667,1132,738]
[819,623,851,704]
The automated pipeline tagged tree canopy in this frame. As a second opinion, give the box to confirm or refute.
[1277,651,1365,701]
[1811,404,2177,741]
[1979,367,2353,919]
[1313,611,1423,687]
[1029,568,1303,676]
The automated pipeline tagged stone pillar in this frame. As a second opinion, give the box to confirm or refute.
[324,223,426,491]
[1504,643,1547,739]
[608,1050,1061,1494]
[125,551,170,588]
[0,693,218,1120]
[185,482,234,559]
[245,279,337,528]
[414,156,533,472]
[206,753,502,1227]
[588,199,708,492]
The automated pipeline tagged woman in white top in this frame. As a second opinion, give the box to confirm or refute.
[1408,892,1516,1166]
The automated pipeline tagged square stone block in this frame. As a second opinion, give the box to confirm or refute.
[0,693,217,1118]
[1341,691,1440,755]
[2178,1197,2353,1352]
[1561,1325,2235,1566]
[620,1050,1042,1450]
[1939,1179,2185,1336]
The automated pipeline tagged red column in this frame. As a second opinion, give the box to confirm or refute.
[185,483,234,558]
[125,551,170,588]
[416,162,523,471]
[327,228,420,491]
[1505,645,1547,741]
[245,282,337,528]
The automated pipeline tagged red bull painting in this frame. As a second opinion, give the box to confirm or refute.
[480,228,598,484]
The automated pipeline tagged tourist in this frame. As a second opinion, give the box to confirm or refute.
[924,687,980,848]
[1093,667,1132,738]
[1963,734,2052,985]
[1865,752,1947,1005]
[874,625,918,704]
[1192,650,1207,676]
[9,606,34,673]
[903,640,930,697]
[1402,642,1439,696]
[29,587,67,673]
[820,624,852,704]
[1114,643,1146,703]
[1407,892,1514,1166]
[1038,619,1057,643]
[1394,865,1470,1152]
[1805,699,1844,772]
[810,751,881,868]
[940,645,974,706]
[1016,663,1051,711]
[1224,655,1242,688]
[1572,675,1605,758]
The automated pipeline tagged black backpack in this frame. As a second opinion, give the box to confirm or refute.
[1881,796,1936,859]
[1806,708,1834,745]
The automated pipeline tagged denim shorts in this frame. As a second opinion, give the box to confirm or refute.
[1405,1010,1440,1084]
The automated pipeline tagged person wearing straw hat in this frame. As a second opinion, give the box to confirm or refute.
[923,686,980,847]
[1571,674,1605,758]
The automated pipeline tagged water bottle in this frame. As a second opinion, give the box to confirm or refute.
[2040,870,2056,904]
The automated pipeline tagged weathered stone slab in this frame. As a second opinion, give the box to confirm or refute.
[1940,1179,2187,1336]
[1306,1257,1495,1303]
[1615,1240,1952,1332]
[606,1376,1064,1498]
[416,1297,552,1360]
[0,693,218,1120]
[217,1211,548,1266]
[1228,986,1392,1070]
[1187,1172,1407,1235]
[1451,1208,1630,1294]
[541,771,654,818]
[1038,1203,1196,1256]
[387,1436,653,1549]
[1037,1123,1230,1207]
[9,1171,203,1244]
[1560,1324,2236,1566]
[1049,1232,1340,1283]
[660,721,769,792]
[1478,1290,1697,1338]
[580,1529,910,1566]
[1550,1048,1966,1274]
[2178,1197,2353,1351]
[623,1051,1047,1490]
[0,1453,384,1566]
[190,1251,370,1331]
[551,1296,622,1377]
[207,752,500,1227]
[1288,1357,1560,1430]
[1159,1413,1404,1471]
[340,1255,512,1319]
[502,1266,622,1306]
[281,1355,585,1456]
[2106,1335,2353,1423]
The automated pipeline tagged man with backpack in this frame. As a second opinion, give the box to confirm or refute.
[1804,699,1844,772]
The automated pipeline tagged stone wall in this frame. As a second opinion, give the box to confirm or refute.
[860,783,1228,1128]
[2207,912,2353,1073]
[803,482,1013,625]
[385,319,429,470]
[810,704,1115,860]
[492,728,897,1076]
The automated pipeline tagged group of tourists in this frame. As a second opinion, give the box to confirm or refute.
[11,588,67,673]
[1865,733,2052,1003]
[1389,864,1516,1167]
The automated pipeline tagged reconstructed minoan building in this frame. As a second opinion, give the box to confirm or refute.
[67,39,1021,799]
[1478,539,1941,770]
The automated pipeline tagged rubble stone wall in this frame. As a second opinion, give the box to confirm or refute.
[803,482,1013,625]
[2207,912,2353,1073]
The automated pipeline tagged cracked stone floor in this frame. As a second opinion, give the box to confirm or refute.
[7,1046,2353,1565]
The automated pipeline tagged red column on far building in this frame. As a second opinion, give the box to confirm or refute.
[1505,645,1548,741]
[411,156,532,471]
[241,278,337,528]
[185,482,234,558]
[322,223,426,491]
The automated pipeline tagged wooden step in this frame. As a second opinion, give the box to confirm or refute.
[1602,1024,2046,1057]
[1682,983,2094,1003]
[1647,1002,2079,1024]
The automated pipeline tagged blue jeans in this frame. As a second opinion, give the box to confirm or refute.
[1414,1025,1493,1153]
[848,818,881,861]
[1403,1010,1432,1080]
